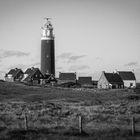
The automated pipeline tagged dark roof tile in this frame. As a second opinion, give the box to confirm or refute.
[8,68,23,78]
[59,73,76,80]
[104,72,123,84]
[24,67,43,81]
[118,71,136,80]
[24,67,39,77]
[78,77,92,84]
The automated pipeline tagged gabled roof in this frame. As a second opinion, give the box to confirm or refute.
[118,71,136,80]
[78,77,92,84]
[24,67,39,77]
[59,72,76,80]
[44,74,52,79]
[24,67,43,81]
[7,68,23,78]
[104,72,123,84]
[44,74,56,82]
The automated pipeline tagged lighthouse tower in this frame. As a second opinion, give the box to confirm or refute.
[41,18,55,76]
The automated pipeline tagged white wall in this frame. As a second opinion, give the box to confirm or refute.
[98,72,109,89]
[123,80,136,88]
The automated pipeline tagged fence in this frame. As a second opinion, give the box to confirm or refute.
[0,102,140,136]
[0,112,139,136]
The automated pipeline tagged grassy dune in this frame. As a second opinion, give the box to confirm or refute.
[0,81,140,140]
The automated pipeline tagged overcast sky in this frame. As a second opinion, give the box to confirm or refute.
[0,0,140,81]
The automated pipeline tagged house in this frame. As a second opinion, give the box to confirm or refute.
[118,71,136,88]
[22,67,44,84]
[78,77,93,88]
[57,72,77,84]
[5,68,24,82]
[98,71,124,89]
[40,74,57,85]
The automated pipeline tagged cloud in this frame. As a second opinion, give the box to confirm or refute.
[56,66,63,70]
[124,62,138,67]
[69,65,90,71]
[57,53,72,59]
[0,49,30,59]
[56,52,88,74]
[57,52,87,63]
[95,57,102,61]
[68,55,86,63]
[7,64,27,70]
[31,62,40,67]
[7,62,40,71]
[0,70,5,74]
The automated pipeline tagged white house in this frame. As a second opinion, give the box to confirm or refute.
[118,71,136,88]
[98,71,124,89]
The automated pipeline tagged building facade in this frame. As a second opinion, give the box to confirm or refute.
[57,72,77,84]
[5,68,23,82]
[41,18,55,76]
[78,77,93,88]
[22,67,44,84]
[98,71,124,89]
[118,71,136,88]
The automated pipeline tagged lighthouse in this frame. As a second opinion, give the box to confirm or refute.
[41,18,55,76]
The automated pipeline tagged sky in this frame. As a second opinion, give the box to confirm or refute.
[0,0,140,81]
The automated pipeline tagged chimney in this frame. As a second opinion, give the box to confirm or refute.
[113,69,118,73]
[102,71,105,74]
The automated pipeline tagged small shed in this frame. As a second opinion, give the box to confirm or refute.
[118,71,136,88]
[78,77,93,88]
[5,68,24,82]
[57,72,77,84]
[98,71,124,89]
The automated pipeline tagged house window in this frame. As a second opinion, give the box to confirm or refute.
[130,83,133,87]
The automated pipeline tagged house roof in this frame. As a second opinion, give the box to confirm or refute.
[118,71,136,80]
[104,72,123,84]
[78,77,92,84]
[7,68,23,78]
[24,67,43,81]
[59,72,76,80]
[44,74,50,79]
[24,67,39,77]
[44,74,56,82]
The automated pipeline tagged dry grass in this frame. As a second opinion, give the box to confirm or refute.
[0,81,140,139]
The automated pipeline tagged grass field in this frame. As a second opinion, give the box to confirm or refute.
[0,81,140,140]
